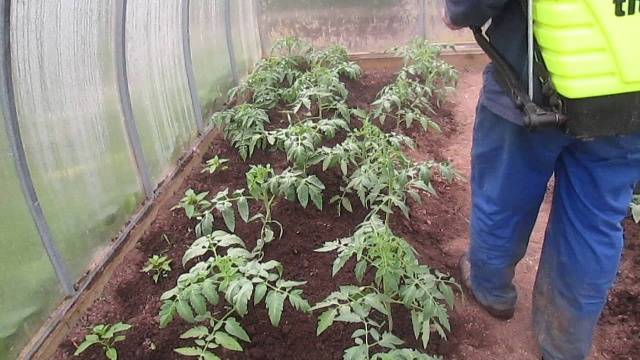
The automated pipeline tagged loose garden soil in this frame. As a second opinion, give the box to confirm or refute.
[54,69,468,360]
[598,220,640,360]
[53,64,639,360]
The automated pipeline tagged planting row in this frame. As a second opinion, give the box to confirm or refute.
[73,37,460,360]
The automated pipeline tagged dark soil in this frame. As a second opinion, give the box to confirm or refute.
[55,70,469,359]
[599,220,640,359]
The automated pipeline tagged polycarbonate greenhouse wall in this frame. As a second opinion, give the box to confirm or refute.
[0,0,474,358]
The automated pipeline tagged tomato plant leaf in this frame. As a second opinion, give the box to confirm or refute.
[176,299,195,323]
[225,318,251,342]
[238,197,250,223]
[317,308,337,335]
[265,291,286,326]
[221,207,236,232]
[174,347,202,357]
[214,332,243,351]
[254,282,268,305]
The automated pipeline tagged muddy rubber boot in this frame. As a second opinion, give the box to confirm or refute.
[459,254,515,320]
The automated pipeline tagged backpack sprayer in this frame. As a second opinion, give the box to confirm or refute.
[471,0,640,138]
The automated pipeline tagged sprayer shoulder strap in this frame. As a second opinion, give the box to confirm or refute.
[470,1,566,129]
[487,0,560,109]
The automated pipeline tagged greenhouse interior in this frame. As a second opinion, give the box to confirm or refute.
[1,0,639,359]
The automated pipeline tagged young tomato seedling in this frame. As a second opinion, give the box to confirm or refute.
[372,39,458,131]
[74,323,132,360]
[159,230,310,359]
[202,156,229,175]
[211,104,271,160]
[314,217,459,359]
[173,189,212,220]
[141,255,172,283]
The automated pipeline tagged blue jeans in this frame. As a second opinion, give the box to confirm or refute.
[469,105,640,359]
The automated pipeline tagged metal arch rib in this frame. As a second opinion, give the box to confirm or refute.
[115,0,154,197]
[181,0,204,133]
[0,0,75,296]
[223,0,239,86]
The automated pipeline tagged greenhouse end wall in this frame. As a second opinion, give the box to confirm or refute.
[0,0,472,358]
[0,0,260,358]
[258,0,475,54]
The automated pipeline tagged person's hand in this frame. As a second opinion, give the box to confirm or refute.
[442,7,463,30]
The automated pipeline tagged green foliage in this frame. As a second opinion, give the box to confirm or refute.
[261,118,349,171]
[309,44,362,79]
[270,36,313,59]
[174,317,250,359]
[74,323,132,360]
[217,38,363,174]
[631,195,640,223]
[175,164,326,257]
[159,230,310,358]
[245,165,325,255]
[207,188,251,233]
[228,56,303,110]
[312,286,441,360]
[286,66,350,118]
[319,120,458,219]
[394,39,458,95]
[211,104,270,160]
[372,72,441,131]
[174,190,212,219]
[228,38,362,112]
[163,163,321,359]
[247,165,325,211]
[314,217,457,359]
[202,156,229,175]
[160,231,309,328]
[373,39,457,130]
[141,255,172,284]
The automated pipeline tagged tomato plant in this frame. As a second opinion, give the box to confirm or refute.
[201,156,229,175]
[141,255,172,284]
[211,104,270,160]
[74,323,132,360]
[373,40,457,130]
[315,217,458,356]
[160,229,310,358]
[286,66,351,118]
[260,118,349,171]
[174,190,212,220]
[309,44,362,79]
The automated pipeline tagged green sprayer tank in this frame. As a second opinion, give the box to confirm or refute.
[532,0,640,136]
[533,0,640,99]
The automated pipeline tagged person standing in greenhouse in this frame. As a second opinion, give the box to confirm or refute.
[442,2,640,360]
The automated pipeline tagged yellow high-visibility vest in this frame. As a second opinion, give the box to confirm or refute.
[533,0,640,99]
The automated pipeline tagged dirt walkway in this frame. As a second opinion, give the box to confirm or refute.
[442,62,609,360]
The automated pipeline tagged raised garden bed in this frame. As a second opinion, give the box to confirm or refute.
[53,39,467,360]
[44,37,640,360]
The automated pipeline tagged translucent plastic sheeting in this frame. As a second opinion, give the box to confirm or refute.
[423,0,474,44]
[10,1,142,282]
[190,0,234,118]
[258,0,421,53]
[0,109,63,360]
[126,0,198,183]
[230,0,262,77]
